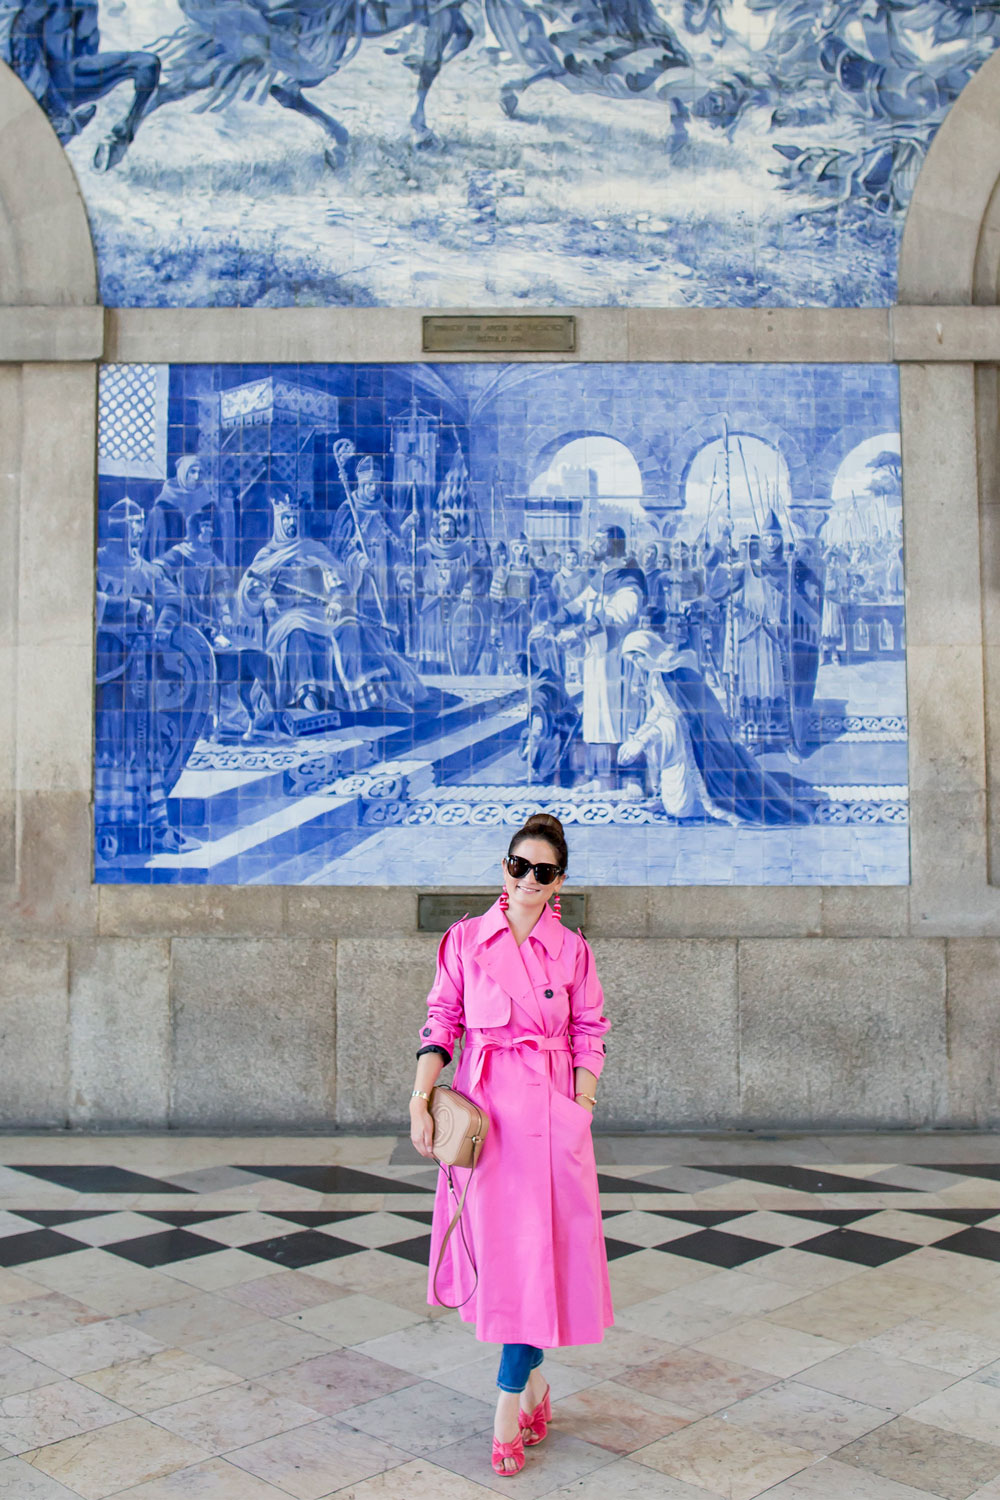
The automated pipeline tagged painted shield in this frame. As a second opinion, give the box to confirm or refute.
[152,623,216,793]
[447,597,488,675]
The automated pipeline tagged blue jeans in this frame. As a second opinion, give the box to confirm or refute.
[496,1343,544,1394]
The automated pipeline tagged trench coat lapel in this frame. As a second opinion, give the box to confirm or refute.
[473,899,553,1032]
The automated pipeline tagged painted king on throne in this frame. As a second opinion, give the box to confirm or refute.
[237,488,424,722]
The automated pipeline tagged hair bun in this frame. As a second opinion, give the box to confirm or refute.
[522,813,565,840]
[507,812,569,873]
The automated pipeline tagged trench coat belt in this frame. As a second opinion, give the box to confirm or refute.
[466,1031,573,1091]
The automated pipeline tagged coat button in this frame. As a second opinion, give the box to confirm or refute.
[422,1028,431,1036]
[544,988,553,998]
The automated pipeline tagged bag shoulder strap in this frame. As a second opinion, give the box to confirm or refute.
[431,1143,482,1309]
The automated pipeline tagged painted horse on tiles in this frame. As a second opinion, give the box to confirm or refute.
[0,0,159,156]
[93,0,475,169]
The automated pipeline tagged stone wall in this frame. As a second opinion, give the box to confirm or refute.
[1,60,1000,1131]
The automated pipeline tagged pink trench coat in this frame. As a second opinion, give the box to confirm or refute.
[419,898,614,1347]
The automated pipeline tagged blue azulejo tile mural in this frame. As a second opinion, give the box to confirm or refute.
[5,1,999,308]
[94,361,908,887]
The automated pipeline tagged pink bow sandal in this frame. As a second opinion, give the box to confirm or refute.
[491,1432,525,1477]
[519,1382,552,1446]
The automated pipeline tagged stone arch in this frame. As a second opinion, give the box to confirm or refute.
[814,425,901,507]
[670,414,812,511]
[898,47,1000,305]
[0,60,97,305]
[526,428,669,502]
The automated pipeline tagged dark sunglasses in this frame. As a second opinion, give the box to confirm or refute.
[505,854,564,885]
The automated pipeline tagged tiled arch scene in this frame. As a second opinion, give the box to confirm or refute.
[2,1134,1000,1500]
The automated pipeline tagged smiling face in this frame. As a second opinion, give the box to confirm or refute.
[501,835,566,918]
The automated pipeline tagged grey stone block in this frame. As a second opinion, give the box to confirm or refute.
[0,84,97,305]
[739,938,948,1127]
[0,307,104,362]
[580,886,648,938]
[69,939,170,1127]
[591,938,739,1128]
[891,306,1000,360]
[906,645,986,795]
[283,886,415,936]
[899,363,982,651]
[0,937,68,1125]
[98,885,285,938]
[18,364,98,653]
[626,308,890,362]
[335,935,441,1127]
[648,886,821,938]
[898,58,1000,304]
[338,934,739,1130]
[171,937,336,1127]
[944,939,1000,1126]
[909,790,1000,935]
[820,887,910,938]
[11,791,97,937]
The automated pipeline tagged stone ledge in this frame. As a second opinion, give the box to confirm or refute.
[0,306,103,362]
[892,306,1000,361]
[0,305,997,363]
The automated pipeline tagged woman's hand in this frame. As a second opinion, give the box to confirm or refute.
[409,1098,435,1158]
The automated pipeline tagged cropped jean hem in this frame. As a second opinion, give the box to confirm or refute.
[496,1342,544,1393]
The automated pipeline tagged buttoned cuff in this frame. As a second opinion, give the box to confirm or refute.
[418,1021,459,1057]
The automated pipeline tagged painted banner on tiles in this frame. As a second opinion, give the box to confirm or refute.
[94,361,908,886]
[5,0,999,307]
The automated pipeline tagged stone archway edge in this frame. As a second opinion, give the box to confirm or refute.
[3,305,1000,365]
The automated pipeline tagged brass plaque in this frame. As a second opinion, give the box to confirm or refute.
[422,316,576,354]
[418,893,586,932]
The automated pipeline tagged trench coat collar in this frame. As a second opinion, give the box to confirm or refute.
[477,895,565,961]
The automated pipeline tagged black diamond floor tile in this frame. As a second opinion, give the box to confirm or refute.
[105,1229,225,1267]
[0,1228,94,1266]
[925,1165,1000,1182]
[909,1209,1000,1225]
[597,1174,676,1195]
[142,1211,245,1228]
[396,1210,435,1226]
[380,1234,433,1266]
[270,1211,368,1229]
[697,1165,896,1194]
[243,1166,430,1195]
[8,1166,193,1195]
[657,1229,777,1269]
[648,1209,745,1228]
[601,1237,640,1262]
[242,1230,366,1268]
[795,1228,915,1266]
[934,1227,1000,1262]
[783,1210,874,1226]
[11,1210,113,1227]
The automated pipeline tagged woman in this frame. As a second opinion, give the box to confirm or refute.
[409,813,612,1478]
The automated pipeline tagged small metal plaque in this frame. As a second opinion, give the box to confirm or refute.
[418,893,587,931]
[422,316,576,354]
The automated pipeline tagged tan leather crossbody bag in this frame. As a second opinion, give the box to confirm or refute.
[429,1084,489,1309]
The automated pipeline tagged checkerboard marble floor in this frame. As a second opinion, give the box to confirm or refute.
[2,1135,1000,1499]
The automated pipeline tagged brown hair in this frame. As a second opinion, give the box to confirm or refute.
[508,813,568,873]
